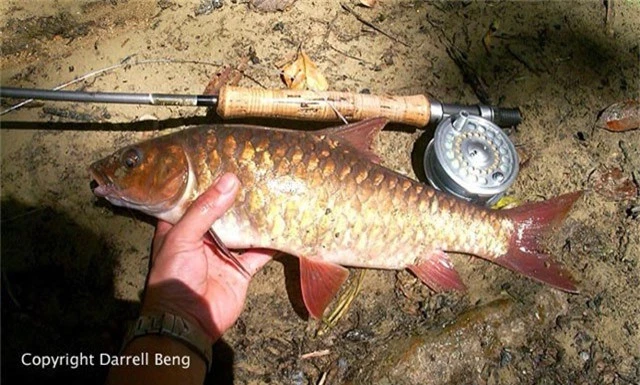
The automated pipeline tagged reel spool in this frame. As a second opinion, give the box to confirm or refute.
[424,111,519,206]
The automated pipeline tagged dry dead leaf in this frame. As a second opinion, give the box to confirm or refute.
[596,99,640,132]
[203,57,248,95]
[251,0,296,12]
[360,0,377,7]
[592,166,638,201]
[515,146,531,169]
[280,49,328,91]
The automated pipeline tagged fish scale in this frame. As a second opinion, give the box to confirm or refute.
[89,118,580,319]
[188,125,509,268]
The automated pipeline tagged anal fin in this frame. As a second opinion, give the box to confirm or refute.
[407,250,466,292]
[299,257,349,319]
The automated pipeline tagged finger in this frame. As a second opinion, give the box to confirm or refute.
[155,220,172,238]
[152,220,173,258]
[235,249,276,277]
[172,173,240,243]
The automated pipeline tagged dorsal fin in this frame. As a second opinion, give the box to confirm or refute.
[316,118,389,164]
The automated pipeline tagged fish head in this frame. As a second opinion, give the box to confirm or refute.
[89,136,190,215]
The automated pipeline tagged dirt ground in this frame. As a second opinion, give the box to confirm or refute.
[1,1,639,384]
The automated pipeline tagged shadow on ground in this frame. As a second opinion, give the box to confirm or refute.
[1,198,136,383]
[0,199,239,384]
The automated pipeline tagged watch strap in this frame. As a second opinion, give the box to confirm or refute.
[121,312,213,371]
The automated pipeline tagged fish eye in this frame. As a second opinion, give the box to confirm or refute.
[121,148,142,169]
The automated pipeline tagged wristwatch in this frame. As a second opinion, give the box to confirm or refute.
[121,312,213,370]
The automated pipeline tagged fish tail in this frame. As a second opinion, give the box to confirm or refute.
[494,191,583,292]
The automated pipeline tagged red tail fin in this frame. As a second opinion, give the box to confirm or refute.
[495,191,583,293]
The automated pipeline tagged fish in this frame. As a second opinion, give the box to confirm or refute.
[89,118,581,319]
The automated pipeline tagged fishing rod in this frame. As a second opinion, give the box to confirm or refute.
[0,86,522,127]
[0,85,525,206]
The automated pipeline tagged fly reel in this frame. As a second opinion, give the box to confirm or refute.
[424,111,519,206]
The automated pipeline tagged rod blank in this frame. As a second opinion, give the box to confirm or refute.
[0,87,218,107]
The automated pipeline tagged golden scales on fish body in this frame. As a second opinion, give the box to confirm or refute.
[89,117,582,320]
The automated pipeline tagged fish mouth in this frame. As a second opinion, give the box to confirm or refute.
[88,168,137,208]
[88,164,174,212]
[88,166,117,199]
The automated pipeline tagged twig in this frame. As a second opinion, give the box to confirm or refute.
[426,14,491,103]
[445,45,492,104]
[0,207,47,223]
[300,349,331,360]
[317,372,328,385]
[329,45,374,65]
[605,0,614,26]
[1,56,223,115]
[241,73,267,89]
[506,45,540,75]
[316,269,365,336]
[340,3,409,47]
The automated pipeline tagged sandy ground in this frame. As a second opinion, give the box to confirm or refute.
[1,1,639,384]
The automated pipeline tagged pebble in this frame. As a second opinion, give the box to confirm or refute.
[579,351,590,362]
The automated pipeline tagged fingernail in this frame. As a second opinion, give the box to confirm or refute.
[215,174,237,194]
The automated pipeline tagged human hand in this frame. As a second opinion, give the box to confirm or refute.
[141,173,274,342]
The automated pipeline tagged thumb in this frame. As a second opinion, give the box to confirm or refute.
[172,173,240,243]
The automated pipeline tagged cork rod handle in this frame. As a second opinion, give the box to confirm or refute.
[216,86,431,127]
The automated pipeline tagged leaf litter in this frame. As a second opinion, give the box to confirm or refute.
[280,48,329,91]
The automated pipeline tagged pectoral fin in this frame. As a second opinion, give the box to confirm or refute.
[407,250,466,292]
[299,257,349,319]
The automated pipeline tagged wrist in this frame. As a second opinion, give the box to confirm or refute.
[141,303,217,345]
[141,282,220,343]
